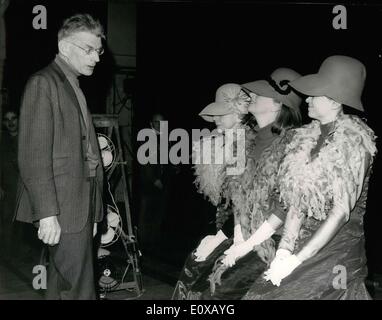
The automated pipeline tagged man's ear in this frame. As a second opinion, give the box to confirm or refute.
[58,40,69,56]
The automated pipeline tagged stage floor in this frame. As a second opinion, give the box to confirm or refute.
[0,253,176,300]
[1,251,381,300]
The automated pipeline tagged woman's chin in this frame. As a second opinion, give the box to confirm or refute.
[308,111,316,120]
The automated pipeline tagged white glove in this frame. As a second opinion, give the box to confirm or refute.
[264,254,301,286]
[246,220,276,247]
[222,241,252,267]
[194,230,227,262]
[233,224,244,245]
[222,221,277,267]
[269,248,292,270]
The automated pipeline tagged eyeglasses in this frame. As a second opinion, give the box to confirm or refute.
[64,40,104,56]
[240,88,255,103]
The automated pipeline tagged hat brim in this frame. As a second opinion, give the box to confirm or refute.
[289,74,364,111]
[242,80,302,110]
[242,80,284,102]
[199,102,232,122]
[289,74,330,98]
[242,80,271,97]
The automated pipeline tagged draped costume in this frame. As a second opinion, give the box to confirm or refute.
[244,114,376,300]
[172,123,295,299]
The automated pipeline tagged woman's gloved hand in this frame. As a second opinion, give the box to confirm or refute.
[268,248,292,270]
[222,241,252,267]
[194,230,227,262]
[264,253,301,286]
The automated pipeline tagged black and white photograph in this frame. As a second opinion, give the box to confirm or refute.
[0,0,382,305]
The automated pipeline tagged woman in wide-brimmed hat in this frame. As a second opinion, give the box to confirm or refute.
[244,55,377,300]
[173,67,302,300]
[172,82,252,299]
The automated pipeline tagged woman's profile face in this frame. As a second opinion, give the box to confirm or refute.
[248,95,278,115]
[306,96,333,120]
[213,113,240,131]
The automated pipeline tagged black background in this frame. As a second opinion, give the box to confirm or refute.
[136,1,382,273]
[3,0,382,274]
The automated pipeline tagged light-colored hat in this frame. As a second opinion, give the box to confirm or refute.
[241,68,302,111]
[289,55,366,111]
[199,83,249,122]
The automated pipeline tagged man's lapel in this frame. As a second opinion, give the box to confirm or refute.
[51,61,87,132]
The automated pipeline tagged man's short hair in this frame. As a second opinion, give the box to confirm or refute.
[58,13,105,41]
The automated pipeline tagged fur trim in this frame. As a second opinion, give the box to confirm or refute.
[277,114,377,220]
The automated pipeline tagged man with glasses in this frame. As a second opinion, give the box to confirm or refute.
[16,13,105,299]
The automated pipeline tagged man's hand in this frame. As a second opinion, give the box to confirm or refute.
[38,216,61,246]
[222,241,252,267]
[93,223,97,237]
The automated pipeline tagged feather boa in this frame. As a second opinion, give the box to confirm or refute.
[194,124,295,256]
[222,129,295,263]
[193,133,227,206]
[277,114,377,221]
[193,124,250,228]
[207,129,295,292]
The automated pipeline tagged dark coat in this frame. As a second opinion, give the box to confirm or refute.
[15,61,104,233]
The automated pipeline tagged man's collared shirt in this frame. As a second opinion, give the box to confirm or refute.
[54,54,99,177]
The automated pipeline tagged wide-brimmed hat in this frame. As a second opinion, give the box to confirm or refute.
[241,68,302,111]
[289,55,366,111]
[199,83,249,122]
